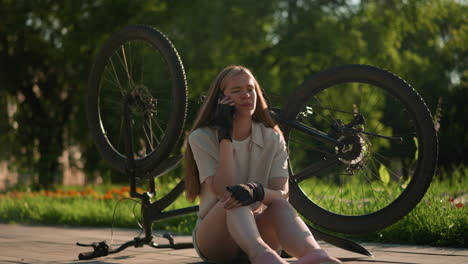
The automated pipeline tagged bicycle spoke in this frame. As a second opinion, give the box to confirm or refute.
[120,46,136,88]
[109,58,125,96]
[310,97,334,124]
[326,184,341,212]
[151,114,165,142]
[323,88,338,121]
[363,161,396,202]
[288,137,333,156]
[150,123,161,146]
[371,152,412,181]
[293,158,340,183]
[102,71,122,91]
[143,118,155,151]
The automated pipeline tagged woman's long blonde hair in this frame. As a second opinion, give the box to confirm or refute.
[184,65,282,202]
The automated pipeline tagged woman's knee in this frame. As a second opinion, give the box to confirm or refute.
[196,205,240,260]
[269,198,293,211]
[264,199,298,220]
[225,204,259,221]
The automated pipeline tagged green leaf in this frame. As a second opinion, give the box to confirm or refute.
[379,164,390,185]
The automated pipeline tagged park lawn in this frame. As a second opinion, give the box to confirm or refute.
[0,172,466,248]
[0,180,199,234]
[345,176,467,247]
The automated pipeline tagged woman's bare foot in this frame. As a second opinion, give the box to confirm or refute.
[252,249,289,264]
[297,248,342,264]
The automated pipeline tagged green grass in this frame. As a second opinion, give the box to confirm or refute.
[0,181,199,234]
[346,175,467,247]
[0,169,466,247]
[298,167,467,248]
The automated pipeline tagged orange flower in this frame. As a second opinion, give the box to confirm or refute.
[67,190,81,197]
[25,192,36,197]
[10,191,22,198]
[90,191,100,199]
[103,192,114,200]
[120,186,131,192]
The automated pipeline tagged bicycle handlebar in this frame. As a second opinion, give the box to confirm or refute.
[76,241,109,260]
[78,250,100,260]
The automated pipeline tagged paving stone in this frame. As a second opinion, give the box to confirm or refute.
[0,224,466,264]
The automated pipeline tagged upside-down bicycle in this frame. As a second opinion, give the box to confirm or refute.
[77,25,438,260]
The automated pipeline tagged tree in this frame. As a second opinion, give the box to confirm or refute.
[0,0,163,188]
[0,0,466,188]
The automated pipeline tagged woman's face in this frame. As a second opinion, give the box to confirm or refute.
[223,73,257,117]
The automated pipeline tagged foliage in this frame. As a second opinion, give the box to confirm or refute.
[0,0,467,187]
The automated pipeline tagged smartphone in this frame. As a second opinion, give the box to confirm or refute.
[218,91,225,100]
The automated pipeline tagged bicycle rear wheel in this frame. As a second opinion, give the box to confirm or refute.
[88,25,187,176]
[282,64,438,234]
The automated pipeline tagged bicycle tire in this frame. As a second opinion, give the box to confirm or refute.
[88,25,187,175]
[282,64,438,234]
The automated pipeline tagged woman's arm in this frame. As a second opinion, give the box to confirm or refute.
[262,177,289,206]
[205,139,236,199]
[204,93,237,199]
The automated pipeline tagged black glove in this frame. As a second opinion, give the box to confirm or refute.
[226,182,265,206]
[214,99,235,142]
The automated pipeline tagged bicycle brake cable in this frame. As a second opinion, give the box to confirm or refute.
[109,197,142,246]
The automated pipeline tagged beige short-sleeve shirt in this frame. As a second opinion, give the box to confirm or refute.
[188,121,289,219]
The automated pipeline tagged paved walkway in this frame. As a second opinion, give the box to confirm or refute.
[0,224,466,263]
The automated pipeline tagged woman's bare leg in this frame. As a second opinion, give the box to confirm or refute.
[196,202,287,263]
[255,199,341,263]
[226,206,288,263]
[195,202,241,262]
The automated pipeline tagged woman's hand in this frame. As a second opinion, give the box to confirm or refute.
[225,182,265,206]
[220,190,242,210]
[220,190,264,211]
[214,94,236,142]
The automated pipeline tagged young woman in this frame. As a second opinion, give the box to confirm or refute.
[184,65,341,264]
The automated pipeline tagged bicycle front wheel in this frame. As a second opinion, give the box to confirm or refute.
[88,25,187,176]
[283,65,438,234]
